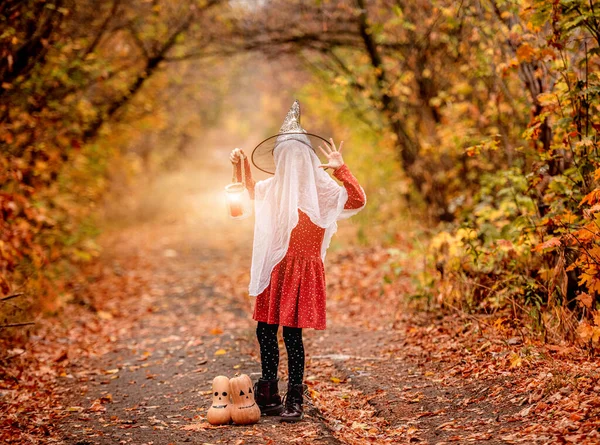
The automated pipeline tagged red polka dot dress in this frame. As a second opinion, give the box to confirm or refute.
[237,161,365,330]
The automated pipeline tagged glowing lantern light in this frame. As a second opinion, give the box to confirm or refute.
[225,160,252,220]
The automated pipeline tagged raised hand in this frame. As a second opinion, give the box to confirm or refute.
[318,138,345,170]
[229,147,246,164]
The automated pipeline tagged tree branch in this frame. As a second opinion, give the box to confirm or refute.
[0,292,24,302]
[0,322,35,329]
[81,0,122,59]
[83,0,222,141]
[355,0,420,168]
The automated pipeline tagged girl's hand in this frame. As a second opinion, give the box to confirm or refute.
[318,138,344,170]
[229,148,246,164]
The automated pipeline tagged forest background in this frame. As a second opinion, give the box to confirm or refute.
[2,0,600,352]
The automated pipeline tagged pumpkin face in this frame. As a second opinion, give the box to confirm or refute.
[229,374,261,425]
[207,375,231,425]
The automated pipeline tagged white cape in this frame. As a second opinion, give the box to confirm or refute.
[249,136,365,296]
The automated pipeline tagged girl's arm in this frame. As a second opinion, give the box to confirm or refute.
[318,139,365,209]
[231,149,255,199]
[333,164,366,210]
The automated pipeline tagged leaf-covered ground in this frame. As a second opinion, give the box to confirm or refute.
[2,205,600,444]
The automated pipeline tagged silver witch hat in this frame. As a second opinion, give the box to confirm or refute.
[279,100,305,133]
[251,99,330,175]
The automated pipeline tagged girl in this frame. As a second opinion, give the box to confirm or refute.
[229,100,366,422]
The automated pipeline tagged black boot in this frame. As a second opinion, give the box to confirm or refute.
[254,378,284,416]
[279,383,305,422]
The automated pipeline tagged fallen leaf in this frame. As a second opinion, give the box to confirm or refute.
[97,310,113,320]
[509,352,522,368]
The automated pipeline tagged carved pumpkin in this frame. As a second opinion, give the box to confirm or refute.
[229,374,261,425]
[207,375,232,425]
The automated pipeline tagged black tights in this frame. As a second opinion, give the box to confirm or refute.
[256,322,304,386]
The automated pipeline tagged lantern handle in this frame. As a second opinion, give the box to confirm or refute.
[232,154,247,187]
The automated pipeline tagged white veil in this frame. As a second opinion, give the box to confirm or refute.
[248,135,365,296]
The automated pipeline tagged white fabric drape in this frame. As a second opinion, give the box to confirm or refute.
[249,136,365,296]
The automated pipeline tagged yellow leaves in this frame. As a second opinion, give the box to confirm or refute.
[409,393,424,403]
[585,246,600,263]
[456,228,477,242]
[430,231,455,251]
[494,317,508,329]
[578,311,600,346]
[569,224,599,245]
[537,92,557,106]
[576,293,594,309]
[577,321,600,344]
[429,229,475,263]
[330,377,342,384]
[333,76,350,87]
[580,188,600,207]
[465,145,480,157]
[214,349,227,356]
[557,211,578,225]
[516,42,535,62]
[578,271,600,294]
[509,352,522,369]
[429,96,443,108]
[406,426,420,438]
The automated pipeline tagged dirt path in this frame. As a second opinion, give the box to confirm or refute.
[4,156,598,444]
[309,326,525,444]
[57,220,345,445]
[52,216,600,444]
[43,213,563,445]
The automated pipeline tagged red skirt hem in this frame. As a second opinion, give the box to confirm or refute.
[252,254,327,330]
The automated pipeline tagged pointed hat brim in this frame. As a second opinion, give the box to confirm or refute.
[251,132,332,175]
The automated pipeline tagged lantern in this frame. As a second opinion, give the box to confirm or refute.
[225,158,252,220]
